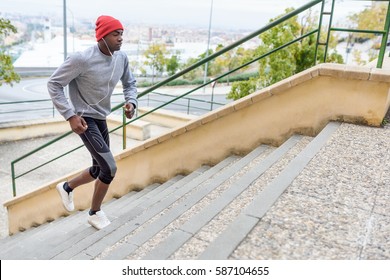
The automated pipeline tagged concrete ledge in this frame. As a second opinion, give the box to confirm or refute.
[0,117,69,142]
[137,107,197,127]
[4,63,390,235]
[369,67,390,83]
[0,106,195,143]
[0,115,151,142]
[107,115,151,141]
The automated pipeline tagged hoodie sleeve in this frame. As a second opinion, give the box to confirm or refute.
[120,55,138,108]
[47,54,83,120]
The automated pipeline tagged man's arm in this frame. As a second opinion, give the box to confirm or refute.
[121,55,138,116]
[47,54,87,133]
[47,54,83,120]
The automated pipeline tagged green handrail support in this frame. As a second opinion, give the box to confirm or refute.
[314,0,326,64]
[323,0,336,63]
[9,0,390,196]
[379,0,390,66]
[122,106,127,150]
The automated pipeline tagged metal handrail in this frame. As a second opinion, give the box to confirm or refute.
[9,0,390,196]
[141,94,227,115]
[316,0,390,66]
[113,0,324,108]
[0,90,225,121]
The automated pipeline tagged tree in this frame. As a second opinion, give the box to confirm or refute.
[181,50,215,82]
[348,2,388,41]
[0,18,20,86]
[182,57,203,81]
[166,50,181,76]
[143,43,168,83]
[197,48,215,78]
[211,44,254,84]
[347,1,388,65]
[228,8,343,100]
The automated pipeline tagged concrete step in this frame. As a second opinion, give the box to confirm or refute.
[0,155,235,259]
[0,176,182,259]
[59,157,237,260]
[93,132,312,260]
[198,122,340,259]
[0,180,163,258]
[138,134,305,260]
[135,123,340,260]
[99,144,273,260]
[0,122,340,260]
[136,134,312,260]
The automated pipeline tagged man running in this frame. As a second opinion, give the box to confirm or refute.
[47,15,137,229]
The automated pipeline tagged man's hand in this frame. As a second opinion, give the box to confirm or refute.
[124,103,135,119]
[68,115,88,134]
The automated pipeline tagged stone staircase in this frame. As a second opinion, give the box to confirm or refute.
[0,121,386,260]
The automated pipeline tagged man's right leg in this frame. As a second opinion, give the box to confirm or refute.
[56,169,95,212]
[68,169,95,189]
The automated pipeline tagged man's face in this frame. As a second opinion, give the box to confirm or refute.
[104,29,123,52]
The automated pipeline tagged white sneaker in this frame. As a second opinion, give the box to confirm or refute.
[56,182,74,211]
[88,210,111,230]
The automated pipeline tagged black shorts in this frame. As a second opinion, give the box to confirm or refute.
[79,117,117,184]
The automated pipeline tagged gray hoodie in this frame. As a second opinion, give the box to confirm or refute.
[47,44,138,120]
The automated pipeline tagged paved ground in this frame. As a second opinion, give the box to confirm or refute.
[229,122,390,260]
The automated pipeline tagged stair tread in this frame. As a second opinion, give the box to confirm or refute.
[100,144,271,259]
[37,172,200,259]
[51,159,232,260]
[141,134,305,260]
[0,122,345,260]
[0,176,183,259]
[199,122,341,259]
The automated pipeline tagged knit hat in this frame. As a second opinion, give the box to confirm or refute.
[95,15,123,41]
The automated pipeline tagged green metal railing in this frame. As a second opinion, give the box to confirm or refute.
[9,0,390,196]
[0,91,226,121]
[141,91,227,114]
[315,0,390,67]
[0,99,57,118]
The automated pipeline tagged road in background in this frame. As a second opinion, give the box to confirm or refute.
[0,77,232,123]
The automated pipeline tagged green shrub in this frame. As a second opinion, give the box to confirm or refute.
[227,79,258,101]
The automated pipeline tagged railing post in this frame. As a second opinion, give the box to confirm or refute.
[122,107,127,150]
[11,162,16,197]
[211,80,217,111]
[315,0,326,64]
[377,0,390,68]
[323,0,336,63]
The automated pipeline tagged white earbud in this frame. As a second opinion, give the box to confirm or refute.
[102,38,113,56]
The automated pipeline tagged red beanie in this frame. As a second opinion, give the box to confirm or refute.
[95,15,123,41]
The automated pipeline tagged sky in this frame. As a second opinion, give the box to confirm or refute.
[0,0,372,30]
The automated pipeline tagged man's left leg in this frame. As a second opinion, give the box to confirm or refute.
[91,178,110,213]
[87,178,111,229]
[81,118,116,229]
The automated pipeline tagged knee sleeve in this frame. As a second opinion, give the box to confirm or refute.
[97,151,117,184]
[89,165,100,179]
